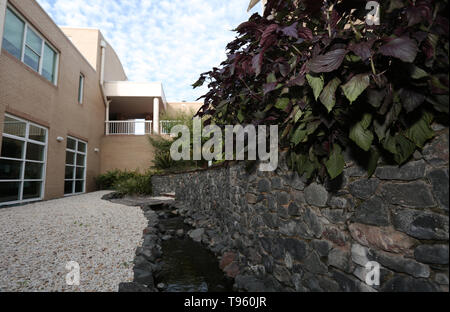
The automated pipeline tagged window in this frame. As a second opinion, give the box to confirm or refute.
[2,6,58,84]
[0,114,48,206]
[64,137,87,195]
[78,74,84,104]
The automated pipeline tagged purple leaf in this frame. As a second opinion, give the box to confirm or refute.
[252,53,263,76]
[349,41,374,61]
[263,82,277,95]
[282,22,299,39]
[306,49,348,73]
[378,36,419,63]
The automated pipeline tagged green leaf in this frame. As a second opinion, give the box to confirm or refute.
[267,72,277,83]
[294,109,303,123]
[237,110,244,123]
[306,74,324,101]
[325,144,345,179]
[360,113,372,129]
[367,89,386,108]
[367,148,380,178]
[393,135,416,164]
[349,117,374,151]
[306,120,321,135]
[409,65,429,79]
[341,74,370,104]
[275,98,290,110]
[291,126,308,145]
[404,112,435,148]
[319,77,341,113]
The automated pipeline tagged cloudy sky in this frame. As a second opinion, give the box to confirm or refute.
[36,0,262,102]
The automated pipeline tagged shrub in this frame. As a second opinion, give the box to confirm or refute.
[193,0,449,181]
[95,170,153,195]
[114,173,153,196]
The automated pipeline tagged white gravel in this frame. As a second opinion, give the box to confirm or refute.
[0,191,147,292]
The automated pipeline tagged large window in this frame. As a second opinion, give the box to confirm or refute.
[2,6,58,84]
[64,137,87,195]
[0,114,48,205]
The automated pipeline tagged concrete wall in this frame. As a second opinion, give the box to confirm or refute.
[152,127,449,292]
[100,135,156,174]
[60,28,128,82]
[165,102,202,118]
[0,0,105,199]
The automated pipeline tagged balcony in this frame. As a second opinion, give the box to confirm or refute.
[105,120,178,136]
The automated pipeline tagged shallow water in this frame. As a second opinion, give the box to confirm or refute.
[155,213,233,292]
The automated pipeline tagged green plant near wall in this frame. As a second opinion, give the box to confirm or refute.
[193,0,449,181]
[148,113,209,172]
[95,170,153,195]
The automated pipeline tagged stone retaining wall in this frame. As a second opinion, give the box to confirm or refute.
[151,128,449,292]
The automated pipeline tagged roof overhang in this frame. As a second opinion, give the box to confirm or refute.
[104,81,167,112]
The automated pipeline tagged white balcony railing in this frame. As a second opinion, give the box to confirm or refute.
[105,120,181,135]
[106,120,152,135]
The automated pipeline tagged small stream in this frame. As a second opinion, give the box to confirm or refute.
[153,205,234,292]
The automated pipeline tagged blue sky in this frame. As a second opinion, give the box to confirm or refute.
[36,0,262,102]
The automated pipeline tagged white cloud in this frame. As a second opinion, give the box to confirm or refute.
[36,0,262,102]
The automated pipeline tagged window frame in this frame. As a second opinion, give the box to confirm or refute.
[78,73,85,104]
[0,114,48,206]
[3,5,59,85]
[64,136,87,196]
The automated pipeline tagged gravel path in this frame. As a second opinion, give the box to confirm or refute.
[0,191,147,292]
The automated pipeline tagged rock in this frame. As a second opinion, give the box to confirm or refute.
[292,273,307,292]
[279,221,297,236]
[284,251,294,269]
[162,235,172,241]
[273,265,292,285]
[427,169,449,211]
[422,131,449,167]
[140,249,155,262]
[322,225,349,247]
[311,240,332,257]
[371,250,430,278]
[282,238,308,261]
[133,269,154,286]
[276,191,290,206]
[331,269,375,292]
[303,251,328,274]
[257,179,271,193]
[322,208,347,223]
[304,183,328,207]
[345,166,367,177]
[348,179,380,200]
[375,160,426,181]
[246,193,258,204]
[351,244,370,266]
[328,196,349,209]
[223,261,240,278]
[219,251,237,270]
[176,229,184,237]
[328,247,353,273]
[189,228,205,242]
[118,282,152,292]
[381,275,439,292]
[303,207,323,238]
[317,276,341,292]
[234,274,278,292]
[283,172,305,191]
[349,223,417,255]
[355,197,390,226]
[157,283,166,290]
[262,213,278,229]
[393,208,449,240]
[435,273,449,285]
[288,202,301,216]
[381,182,436,208]
[271,177,284,189]
[414,244,449,265]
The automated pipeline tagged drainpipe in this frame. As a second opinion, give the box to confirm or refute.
[0,0,7,51]
[99,40,109,135]
[100,40,107,86]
